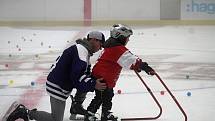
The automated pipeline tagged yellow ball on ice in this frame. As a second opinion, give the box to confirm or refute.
[9,80,14,85]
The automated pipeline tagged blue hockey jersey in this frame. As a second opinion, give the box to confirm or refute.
[46,39,96,101]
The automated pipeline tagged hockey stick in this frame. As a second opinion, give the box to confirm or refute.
[121,71,162,120]
[154,72,187,121]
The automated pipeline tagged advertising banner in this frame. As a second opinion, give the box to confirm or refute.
[181,0,215,20]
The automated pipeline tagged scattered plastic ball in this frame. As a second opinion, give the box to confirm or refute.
[186,75,189,79]
[117,89,122,94]
[18,48,21,51]
[160,91,165,95]
[187,92,191,97]
[9,80,14,85]
[8,41,11,44]
[138,32,144,35]
[48,45,51,48]
[31,81,36,86]
[41,42,44,46]
[49,50,54,53]
[9,54,12,57]
[5,64,9,68]
[35,54,39,58]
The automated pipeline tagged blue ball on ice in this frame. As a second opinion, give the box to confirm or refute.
[31,81,35,86]
[187,92,191,97]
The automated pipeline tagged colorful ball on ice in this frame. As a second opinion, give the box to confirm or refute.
[35,54,39,58]
[117,89,122,94]
[160,91,165,95]
[31,81,36,86]
[186,75,189,79]
[5,64,9,68]
[9,80,14,85]
[187,92,191,97]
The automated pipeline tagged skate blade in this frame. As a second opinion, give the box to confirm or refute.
[69,114,85,120]
[70,119,100,121]
[101,119,119,121]
[2,101,20,121]
[103,117,120,121]
[70,117,85,121]
[70,116,100,121]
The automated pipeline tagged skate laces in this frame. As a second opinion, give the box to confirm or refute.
[72,103,86,114]
[86,111,99,120]
[103,111,118,119]
[107,112,114,118]
[87,111,96,116]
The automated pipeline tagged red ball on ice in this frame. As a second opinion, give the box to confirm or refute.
[5,64,9,67]
[160,91,165,95]
[117,89,122,94]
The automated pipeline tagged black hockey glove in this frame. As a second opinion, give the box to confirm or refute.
[140,62,155,75]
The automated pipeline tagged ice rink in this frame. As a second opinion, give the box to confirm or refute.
[0,25,215,121]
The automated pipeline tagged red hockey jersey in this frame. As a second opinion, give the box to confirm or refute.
[92,45,138,88]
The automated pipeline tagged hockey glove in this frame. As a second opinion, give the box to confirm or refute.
[130,58,142,72]
[140,62,155,75]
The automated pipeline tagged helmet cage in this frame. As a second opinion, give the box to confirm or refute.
[111,24,133,39]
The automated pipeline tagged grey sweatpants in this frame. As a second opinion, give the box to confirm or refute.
[29,96,66,121]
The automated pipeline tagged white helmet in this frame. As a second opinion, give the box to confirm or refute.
[110,24,133,39]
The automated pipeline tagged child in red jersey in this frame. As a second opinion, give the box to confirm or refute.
[85,24,154,121]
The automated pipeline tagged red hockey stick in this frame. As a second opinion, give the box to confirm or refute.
[121,71,187,121]
[154,72,187,121]
[121,71,162,120]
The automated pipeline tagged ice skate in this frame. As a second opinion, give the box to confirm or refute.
[101,111,118,121]
[84,111,97,121]
[2,101,20,121]
[69,101,88,120]
[70,94,88,120]
[2,101,29,121]
[70,101,87,115]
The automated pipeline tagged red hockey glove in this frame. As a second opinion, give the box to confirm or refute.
[130,58,142,72]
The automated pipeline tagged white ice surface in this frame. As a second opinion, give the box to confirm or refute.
[0,26,215,121]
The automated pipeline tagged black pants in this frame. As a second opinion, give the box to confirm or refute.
[72,90,87,104]
[87,88,114,113]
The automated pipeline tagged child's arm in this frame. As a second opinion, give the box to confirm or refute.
[117,50,154,75]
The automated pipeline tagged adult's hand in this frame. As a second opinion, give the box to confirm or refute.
[95,78,106,90]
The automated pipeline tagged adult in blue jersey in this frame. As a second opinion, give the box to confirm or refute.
[4,31,107,121]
